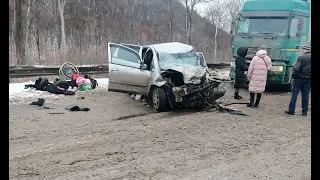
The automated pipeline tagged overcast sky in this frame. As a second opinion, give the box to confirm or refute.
[195,3,209,16]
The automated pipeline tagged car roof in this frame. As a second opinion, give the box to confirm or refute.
[149,42,194,53]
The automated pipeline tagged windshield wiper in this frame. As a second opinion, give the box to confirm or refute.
[261,32,276,39]
[241,33,253,39]
[264,36,276,39]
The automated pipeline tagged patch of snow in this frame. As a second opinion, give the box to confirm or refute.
[9,81,34,95]
[10,89,61,102]
[9,81,60,104]
[150,42,194,53]
[210,69,230,79]
[96,78,109,89]
[9,78,109,103]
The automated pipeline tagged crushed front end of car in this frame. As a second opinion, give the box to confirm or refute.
[160,66,228,109]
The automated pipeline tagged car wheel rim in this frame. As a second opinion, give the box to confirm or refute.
[153,91,159,109]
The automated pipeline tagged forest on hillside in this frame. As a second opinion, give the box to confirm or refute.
[9,0,245,65]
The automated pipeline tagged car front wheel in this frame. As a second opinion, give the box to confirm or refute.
[152,88,168,112]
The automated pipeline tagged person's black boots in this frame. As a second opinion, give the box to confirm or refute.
[30,98,45,106]
[285,110,295,115]
[247,93,255,107]
[302,111,307,116]
[254,93,261,108]
[234,93,243,100]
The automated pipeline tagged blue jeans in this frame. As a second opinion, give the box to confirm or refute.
[289,79,311,112]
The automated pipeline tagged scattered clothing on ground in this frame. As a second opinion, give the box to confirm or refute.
[65,105,90,111]
[84,75,98,89]
[54,78,77,89]
[80,84,92,91]
[30,98,45,106]
[24,77,76,95]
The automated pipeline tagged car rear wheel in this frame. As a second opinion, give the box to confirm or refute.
[152,88,168,112]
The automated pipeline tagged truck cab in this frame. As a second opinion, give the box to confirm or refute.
[229,0,310,91]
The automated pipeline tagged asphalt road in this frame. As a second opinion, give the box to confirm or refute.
[9,84,311,180]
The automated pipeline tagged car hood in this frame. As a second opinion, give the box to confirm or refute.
[164,66,207,84]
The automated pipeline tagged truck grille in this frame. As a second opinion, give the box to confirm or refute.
[247,47,271,56]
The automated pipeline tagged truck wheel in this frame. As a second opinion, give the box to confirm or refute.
[152,88,168,112]
[230,78,235,85]
[284,79,293,92]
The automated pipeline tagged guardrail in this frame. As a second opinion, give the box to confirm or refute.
[9,62,230,78]
[9,64,108,78]
[207,62,230,69]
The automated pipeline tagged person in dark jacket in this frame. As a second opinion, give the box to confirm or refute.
[285,43,311,116]
[234,47,249,99]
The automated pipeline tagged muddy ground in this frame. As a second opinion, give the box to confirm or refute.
[9,83,311,180]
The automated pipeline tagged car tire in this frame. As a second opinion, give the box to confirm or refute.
[152,88,168,112]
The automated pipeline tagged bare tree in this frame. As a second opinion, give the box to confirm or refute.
[182,0,209,45]
[24,0,31,51]
[164,0,175,42]
[9,0,233,66]
[224,0,245,34]
[57,0,66,63]
[14,0,25,65]
[206,0,228,61]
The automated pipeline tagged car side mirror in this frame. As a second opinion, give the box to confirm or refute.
[140,63,148,70]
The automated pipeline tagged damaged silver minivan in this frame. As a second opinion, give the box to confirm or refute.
[108,42,227,112]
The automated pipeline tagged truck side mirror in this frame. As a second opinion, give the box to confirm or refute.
[236,13,242,21]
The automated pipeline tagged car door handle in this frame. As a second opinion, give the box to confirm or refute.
[111,69,118,72]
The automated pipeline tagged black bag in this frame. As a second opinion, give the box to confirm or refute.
[44,84,65,94]
[90,79,98,89]
[34,77,49,90]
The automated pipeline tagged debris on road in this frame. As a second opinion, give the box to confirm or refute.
[205,102,248,116]
[30,98,45,106]
[65,105,90,111]
[38,106,51,110]
[47,112,65,115]
[224,102,249,106]
[116,113,147,120]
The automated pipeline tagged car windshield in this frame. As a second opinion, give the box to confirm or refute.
[237,17,288,36]
[158,52,200,69]
[197,53,206,67]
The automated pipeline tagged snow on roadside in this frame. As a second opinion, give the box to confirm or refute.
[9,69,231,104]
[209,69,230,80]
[9,78,109,104]
[96,78,109,89]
